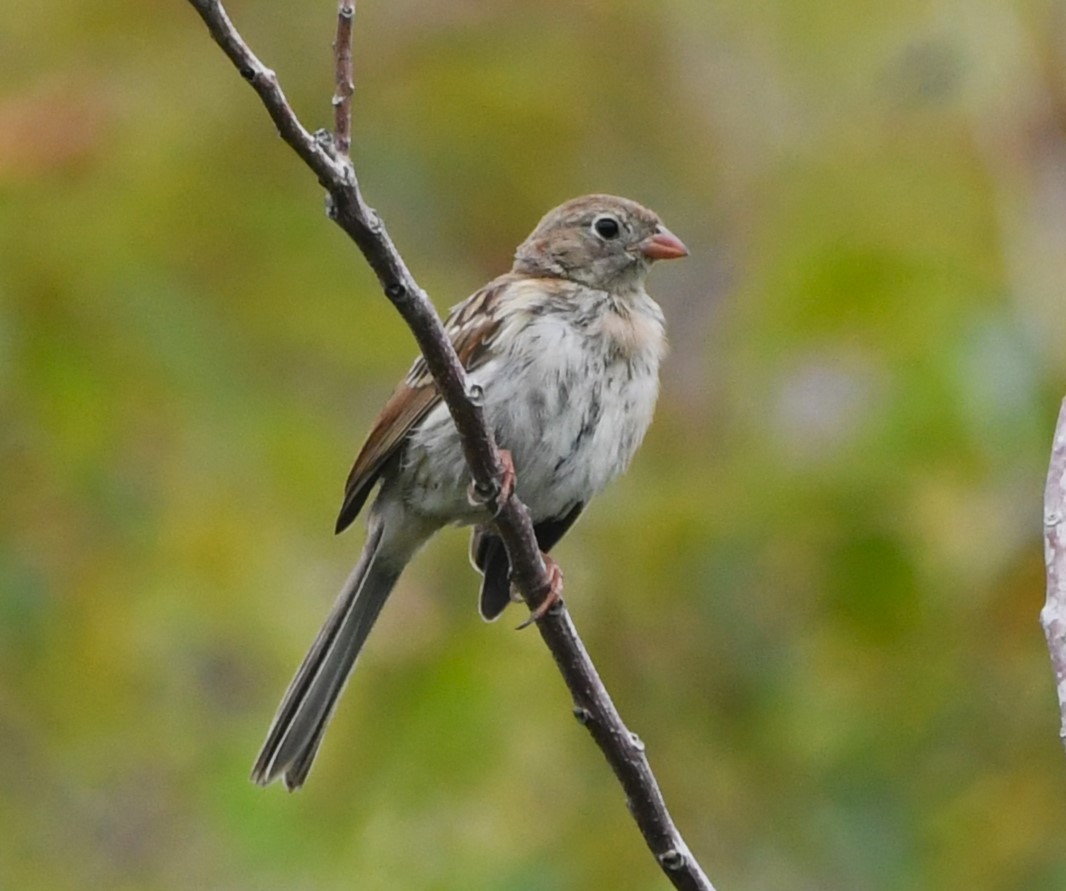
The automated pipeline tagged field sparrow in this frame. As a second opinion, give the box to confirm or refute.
[252,194,687,789]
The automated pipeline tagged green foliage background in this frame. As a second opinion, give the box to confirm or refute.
[3,1,1066,888]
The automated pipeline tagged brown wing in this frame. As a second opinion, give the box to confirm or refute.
[334,276,513,534]
[401,276,507,389]
[334,382,439,533]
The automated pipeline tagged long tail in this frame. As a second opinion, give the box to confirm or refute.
[251,517,405,790]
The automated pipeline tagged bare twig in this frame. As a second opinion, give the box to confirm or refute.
[1043,397,1066,755]
[332,0,354,155]
[184,3,715,887]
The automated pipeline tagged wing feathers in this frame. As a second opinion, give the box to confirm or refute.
[335,276,514,533]
[335,383,438,533]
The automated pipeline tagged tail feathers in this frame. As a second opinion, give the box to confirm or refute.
[470,528,513,621]
[251,521,401,790]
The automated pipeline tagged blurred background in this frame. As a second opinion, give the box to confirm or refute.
[3,0,1066,888]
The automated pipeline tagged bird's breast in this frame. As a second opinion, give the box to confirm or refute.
[485,304,664,518]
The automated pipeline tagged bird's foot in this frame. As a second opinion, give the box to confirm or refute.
[516,554,564,630]
[494,448,516,511]
[468,448,515,517]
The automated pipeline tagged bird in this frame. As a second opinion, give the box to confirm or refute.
[251,194,688,790]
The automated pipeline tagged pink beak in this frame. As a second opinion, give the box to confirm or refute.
[637,226,689,261]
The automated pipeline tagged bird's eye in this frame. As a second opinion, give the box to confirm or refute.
[592,215,621,240]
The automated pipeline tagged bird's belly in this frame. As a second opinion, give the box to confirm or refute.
[401,346,659,524]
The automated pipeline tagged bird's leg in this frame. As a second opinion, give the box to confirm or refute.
[468,448,516,516]
[516,553,564,630]
[494,448,516,510]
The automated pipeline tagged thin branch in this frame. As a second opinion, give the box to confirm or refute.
[1043,397,1066,755]
[186,0,341,187]
[184,3,715,888]
[332,0,354,155]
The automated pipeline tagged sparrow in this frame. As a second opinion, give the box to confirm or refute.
[251,194,688,790]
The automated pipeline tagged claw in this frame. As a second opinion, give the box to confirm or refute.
[516,554,564,630]
[494,449,516,511]
[467,449,516,517]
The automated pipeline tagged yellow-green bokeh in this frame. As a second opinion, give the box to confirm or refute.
[3,1,1065,889]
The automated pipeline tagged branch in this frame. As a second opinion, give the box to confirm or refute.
[184,3,715,887]
[1043,397,1066,755]
[332,0,354,156]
